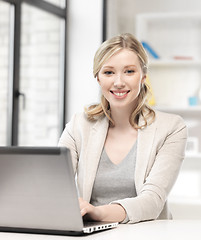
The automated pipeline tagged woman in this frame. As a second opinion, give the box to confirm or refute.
[58,33,187,224]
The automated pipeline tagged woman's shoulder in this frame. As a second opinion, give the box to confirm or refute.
[68,111,107,128]
[154,110,184,121]
[69,112,88,122]
[153,110,186,129]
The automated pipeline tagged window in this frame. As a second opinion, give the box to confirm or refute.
[0,1,10,145]
[0,0,67,146]
[19,4,64,146]
[45,0,66,8]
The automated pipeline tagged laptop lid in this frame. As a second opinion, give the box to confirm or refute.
[0,147,84,235]
[0,147,118,235]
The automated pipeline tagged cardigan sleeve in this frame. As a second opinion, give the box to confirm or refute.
[111,114,187,224]
[58,114,79,174]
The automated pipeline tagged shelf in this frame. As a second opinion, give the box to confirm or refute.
[153,106,201,113]
[169,197,201,205]
[149,59,201,67]
[136,12,201,21]
[185,153,201,159]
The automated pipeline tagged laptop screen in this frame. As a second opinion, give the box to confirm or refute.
[0,147,83,233]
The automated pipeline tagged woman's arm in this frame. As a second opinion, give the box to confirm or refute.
[58,114,79,173]
[112,115,187,223]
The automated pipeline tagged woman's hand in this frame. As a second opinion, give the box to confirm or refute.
[79,198,126,223]
[79,198,102,221]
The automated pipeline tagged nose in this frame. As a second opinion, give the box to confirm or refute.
[113,74,125,88]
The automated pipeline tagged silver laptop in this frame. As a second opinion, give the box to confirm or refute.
[0,147,118,235]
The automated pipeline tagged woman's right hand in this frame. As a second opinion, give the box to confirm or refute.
[79,198,103,221]
[79,198,126,223]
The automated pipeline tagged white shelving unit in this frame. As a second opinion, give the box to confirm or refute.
[135,12,201,158]
[135,12,201,59]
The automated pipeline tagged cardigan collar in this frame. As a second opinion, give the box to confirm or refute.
[83,114,156,201]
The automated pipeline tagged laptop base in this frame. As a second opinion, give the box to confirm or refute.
[0,226,84,236]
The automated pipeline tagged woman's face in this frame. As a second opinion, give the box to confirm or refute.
[97,49,145,113]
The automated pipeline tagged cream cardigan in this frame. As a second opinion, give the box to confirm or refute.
[58,110,187,224]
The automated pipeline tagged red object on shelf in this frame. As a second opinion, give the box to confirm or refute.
[173,56,193,60]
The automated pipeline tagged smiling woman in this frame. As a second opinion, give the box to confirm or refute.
[86,33,154,129]
[58,33,187,224]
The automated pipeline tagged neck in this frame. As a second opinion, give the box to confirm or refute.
[110,107,132,129]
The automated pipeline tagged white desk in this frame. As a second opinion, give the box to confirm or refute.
[0,220,200,240]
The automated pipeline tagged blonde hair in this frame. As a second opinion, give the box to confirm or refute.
[85,33,155,129]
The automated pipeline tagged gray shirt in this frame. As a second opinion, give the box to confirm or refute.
[90,142,137,206]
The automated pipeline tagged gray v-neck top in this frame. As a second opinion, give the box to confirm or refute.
[90,142,137,206]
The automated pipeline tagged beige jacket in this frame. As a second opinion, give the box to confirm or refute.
[58,111,187,224]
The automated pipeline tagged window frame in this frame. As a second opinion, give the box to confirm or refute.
[1,0,67,146]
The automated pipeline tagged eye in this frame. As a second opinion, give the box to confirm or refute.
[125,69,135,74]
[104,71,114,75]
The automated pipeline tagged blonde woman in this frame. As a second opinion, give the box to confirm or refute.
[58,33,187,224]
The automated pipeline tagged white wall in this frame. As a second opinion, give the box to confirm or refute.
[67,0,103,120]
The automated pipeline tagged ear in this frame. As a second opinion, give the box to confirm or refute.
[97,75,101,85]
[141,74,146,84]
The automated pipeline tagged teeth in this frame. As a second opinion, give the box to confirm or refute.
[113,92,127,96]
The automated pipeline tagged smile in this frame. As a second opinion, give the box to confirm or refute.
[110,90,130,98]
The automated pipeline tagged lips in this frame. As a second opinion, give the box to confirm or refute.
[110,90,130,98]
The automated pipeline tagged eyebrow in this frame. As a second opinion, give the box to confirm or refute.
[102,65,137,69]
[101,66,114,69]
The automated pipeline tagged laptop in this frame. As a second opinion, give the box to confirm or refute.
[0,146,118,235]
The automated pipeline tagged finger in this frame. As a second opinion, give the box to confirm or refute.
[80,207,88,216]
[80,202,93,216]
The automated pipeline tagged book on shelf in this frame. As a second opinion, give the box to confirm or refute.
[141,41,160,59]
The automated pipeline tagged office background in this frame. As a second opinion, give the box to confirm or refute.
[0,0,201,219]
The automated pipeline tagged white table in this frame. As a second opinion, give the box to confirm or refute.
[0,220,200,240]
